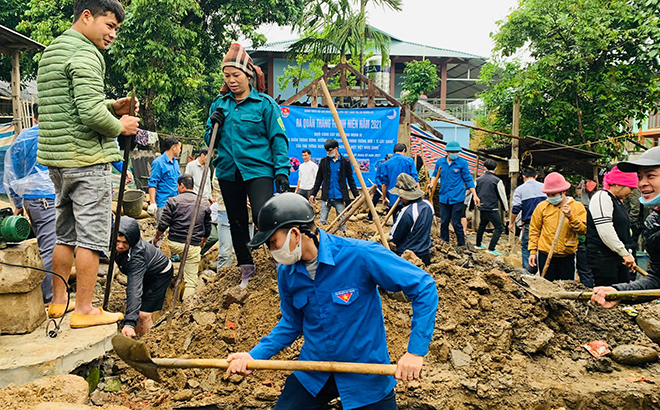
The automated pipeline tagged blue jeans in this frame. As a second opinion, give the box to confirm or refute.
[274,374,396,410]
[320,199,346,231]
[439,202,465,246]
[521,223,530,270]
[25,198,56,304]
[217,210,233,268]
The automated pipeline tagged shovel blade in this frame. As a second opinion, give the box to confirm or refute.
[112,335,162,382]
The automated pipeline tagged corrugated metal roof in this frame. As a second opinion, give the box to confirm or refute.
[249,36,485,60]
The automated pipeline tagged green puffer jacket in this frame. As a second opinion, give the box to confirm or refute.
[37,29,123,168]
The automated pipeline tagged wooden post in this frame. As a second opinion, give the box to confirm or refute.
[319,79,390,250]
[593,166,599,189]
[311,80,319,108]
[472,155,480,232]
[507,96,521,254]
[398,106,411,149]
[440,60,448,111]
[10,50,23,136]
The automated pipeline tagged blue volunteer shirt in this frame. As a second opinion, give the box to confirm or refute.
[148,154,180,208]
[3,124,55,209]
[250,230,438,409]
[203,87,289,182]
[380,153,419,204]
[432,156,475,205]
[327,157,342,200]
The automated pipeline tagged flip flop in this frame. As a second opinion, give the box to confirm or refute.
[47,301,76,318]
[70,308,124,329]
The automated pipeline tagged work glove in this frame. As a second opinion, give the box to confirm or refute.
[210,107,225,129]
[147,203,157,216]
[275,174,289,193]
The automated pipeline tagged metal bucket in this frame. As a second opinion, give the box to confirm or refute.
[122,189,145,218]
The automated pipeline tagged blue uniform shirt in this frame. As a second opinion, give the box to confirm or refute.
[432,156,475,205]
[327,157,342,200]
[250,230,438,409]
[203,87,289,182]
[148,154,180,208]
[380,153,418,204]
[3,124,55,209]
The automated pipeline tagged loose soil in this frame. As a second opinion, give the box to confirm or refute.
[82,213,660,408]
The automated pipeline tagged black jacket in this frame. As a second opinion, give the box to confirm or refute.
[311,155,359,204]
[116,218,171,328]
[475,171,508,212]
[614,210,660,291]
[158,191,212,246]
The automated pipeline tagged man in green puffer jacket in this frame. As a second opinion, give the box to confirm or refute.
[37,0,141,328]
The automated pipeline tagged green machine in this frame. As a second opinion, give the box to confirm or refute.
[0,207,31,248]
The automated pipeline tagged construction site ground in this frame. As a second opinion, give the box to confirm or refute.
[2,210,660,409]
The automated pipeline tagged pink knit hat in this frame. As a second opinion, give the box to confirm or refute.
[603,166,638,190]
[542,172,571,194]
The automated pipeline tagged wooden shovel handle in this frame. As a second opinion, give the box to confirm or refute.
[381,198,401,229]
[541,211,566,278]
[152,358,397,376]
[635,265,649,276]
[549,289,660,301]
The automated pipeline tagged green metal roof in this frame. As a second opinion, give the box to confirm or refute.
[249,31,485,61]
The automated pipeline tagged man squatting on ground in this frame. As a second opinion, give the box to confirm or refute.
[592,147,660,308]
[116,218,173,339]
[389,174,434,266]
[37,0,140,327]
[225,193,438,409]
[154,175,211,299]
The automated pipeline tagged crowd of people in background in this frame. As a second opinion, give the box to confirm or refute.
[6,1,660,406]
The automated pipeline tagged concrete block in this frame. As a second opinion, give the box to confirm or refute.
[0,239,44,294]
[0,319,117,388]
[0,286,46,334]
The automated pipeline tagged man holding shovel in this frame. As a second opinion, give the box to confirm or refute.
[225,193,438,409]
[37,0,140,327]
[592,148,660,308]
[528,172,587,281]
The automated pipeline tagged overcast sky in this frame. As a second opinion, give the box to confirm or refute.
[254,0,520,59]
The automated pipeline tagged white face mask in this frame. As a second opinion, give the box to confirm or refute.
[270,229,302,265]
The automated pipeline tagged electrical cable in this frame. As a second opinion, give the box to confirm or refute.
[0,260,70,338]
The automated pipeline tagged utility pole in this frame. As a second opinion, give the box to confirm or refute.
[507,96,521,254]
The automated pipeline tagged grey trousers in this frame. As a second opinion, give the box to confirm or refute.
[25,198,56,304]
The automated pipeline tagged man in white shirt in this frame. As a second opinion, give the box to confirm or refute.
[185,148,213,204]
[295,149,318,199]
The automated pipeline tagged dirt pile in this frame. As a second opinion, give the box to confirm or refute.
[101,219,660,409]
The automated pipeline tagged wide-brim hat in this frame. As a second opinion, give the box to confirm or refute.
[389,173,424,201]
[618,147,660,173]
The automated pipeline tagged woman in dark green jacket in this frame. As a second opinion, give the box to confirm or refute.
[203,43,289,287]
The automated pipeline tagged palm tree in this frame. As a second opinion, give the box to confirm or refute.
[288,0,402,74]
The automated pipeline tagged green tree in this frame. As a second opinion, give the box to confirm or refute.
[4,0,306,136]
[277,54,325,95]
[479,0,660,158]
[400,59,440,107]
